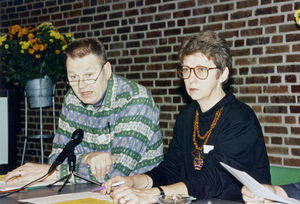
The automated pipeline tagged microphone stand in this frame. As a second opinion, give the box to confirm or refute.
[48,149,101,192]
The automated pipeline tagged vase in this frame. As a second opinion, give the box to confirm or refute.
[24,76,54,108]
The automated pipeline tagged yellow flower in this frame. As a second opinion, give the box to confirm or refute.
[65,33,73,38]
[295,9,300,26]
[19,41,30,50]
[50,30,61,40]
[28,33,35,39]
[39,44,46,51]
[0,22,73,87]
[62,45,67,50]
[0,34,7,46]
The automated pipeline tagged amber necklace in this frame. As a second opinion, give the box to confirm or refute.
[191,107,224,170]
[192,107,224,151]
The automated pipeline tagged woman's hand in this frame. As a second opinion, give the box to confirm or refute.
[241,185,288,203]
[110,185,158,204]
[3,163,55,184]
[99,176,133,195]
[82,152,115,181]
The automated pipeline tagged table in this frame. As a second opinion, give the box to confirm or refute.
[0,183,243,204]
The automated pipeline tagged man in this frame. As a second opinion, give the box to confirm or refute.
[4,39,163,184]
[100,30,270,203]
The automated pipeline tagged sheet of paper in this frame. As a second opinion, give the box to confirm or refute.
[0,179,64,192]
[220,162,300,204]
[19,191,113,204]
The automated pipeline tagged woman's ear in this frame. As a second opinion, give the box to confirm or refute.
[103,61,112,80]
[219,67,229,83]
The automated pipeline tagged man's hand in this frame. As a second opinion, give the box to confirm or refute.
[82,152,115,180]
[3,163,56,184]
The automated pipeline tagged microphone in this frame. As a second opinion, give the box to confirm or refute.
[48,129,84,174]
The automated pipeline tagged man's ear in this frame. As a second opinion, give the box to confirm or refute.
[103,61,112,80]
[219,67,229,83]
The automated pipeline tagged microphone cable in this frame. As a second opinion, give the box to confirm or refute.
[0,172,49,198]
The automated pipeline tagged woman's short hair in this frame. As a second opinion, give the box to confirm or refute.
[178,30,232,72]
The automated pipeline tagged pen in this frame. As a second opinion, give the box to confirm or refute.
[92,180,125,192]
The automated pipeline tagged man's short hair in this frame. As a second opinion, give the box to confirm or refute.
[64,38,107,63]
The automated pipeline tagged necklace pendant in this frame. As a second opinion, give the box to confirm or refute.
[192,150,204,170]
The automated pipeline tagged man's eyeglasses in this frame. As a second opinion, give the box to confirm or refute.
[177,65,218,80]
[67,61,107,86]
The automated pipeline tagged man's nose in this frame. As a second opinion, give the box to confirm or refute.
[78,79,88,89]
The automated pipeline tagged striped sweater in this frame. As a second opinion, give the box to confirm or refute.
[49,74,163,183]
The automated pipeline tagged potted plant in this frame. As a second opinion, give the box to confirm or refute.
[0,22,73,108]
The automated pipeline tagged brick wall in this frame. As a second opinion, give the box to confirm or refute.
[1,0,299,167]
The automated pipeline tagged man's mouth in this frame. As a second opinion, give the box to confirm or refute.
[80,91,93,97]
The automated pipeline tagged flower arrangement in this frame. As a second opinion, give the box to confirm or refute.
[295,9,300,26]
[0,22,73,88]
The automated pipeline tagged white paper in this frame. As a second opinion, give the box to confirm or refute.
[19,191,113,204]
[0,180,64,192]
[220,162,300,204]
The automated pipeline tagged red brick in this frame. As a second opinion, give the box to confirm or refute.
[252,47,263,55]
[263,86,288,93]
[234,40,244,47]
[259,115,282,123]
[265,26,277,34]
[285,116,296,124]
[241,28,262,36]
[234,58,256,65]
[261,15,284,25]
[271,35,283,43]
[290,106,300,114]
[271,137,282,145]
[266,45,289,54]
[268,156,282,165]
[291,127,300,135]
[248,19,258,27]
[266,146,288,154]
[281,4,293,12]
[240,86,262,94]
[178,0,195,9]
[284,158,300,167]
[292,85,300,93]
[252,105,262,113]
[270,95,295,103]
[231,10,251,19]
[246,76,268,84]
[264,126,288,134]
[188,17,206,25]
[225,21,245,29]
[271,75,281,83]
[263,106,287,114]
[259,56,282,64]
[287,54,300,62]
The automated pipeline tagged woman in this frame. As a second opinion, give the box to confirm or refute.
[100,30,271,203]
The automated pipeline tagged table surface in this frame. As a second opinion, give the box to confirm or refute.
[0,183,243,204]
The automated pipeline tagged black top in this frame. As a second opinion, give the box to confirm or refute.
[146,92,270,201]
